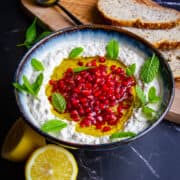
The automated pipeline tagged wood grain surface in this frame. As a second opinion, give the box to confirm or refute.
[20,0,180,123]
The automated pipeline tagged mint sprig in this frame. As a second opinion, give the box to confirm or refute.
[106,39,119,59]
[126,63,136,76]
[148,86,161,103]
[17,18,52,49]
[142,106,155,119]
[110,131,136,139]
[73,66,94,73]
[41,119,67,133]
[140,54,159,83]
[13,73,43,98]
[51,93,66,113]
[31,58,44,71]
[135,85,146,106]
[69,47,84,58]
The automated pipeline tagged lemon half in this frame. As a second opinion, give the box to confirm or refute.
[1,117,46,162]
[25,144,78,180]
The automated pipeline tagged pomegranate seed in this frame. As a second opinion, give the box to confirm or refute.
[91,59,97,66]
[78,61,83,66]
[102,126,111,132]
[82,89,92,96]
[99,56,106,63]
[96,123,102,129]
[110,65,116,71]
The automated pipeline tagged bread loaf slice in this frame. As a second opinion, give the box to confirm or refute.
[97,0,180,29]
[122,26,180,50]
[161,49,180,80]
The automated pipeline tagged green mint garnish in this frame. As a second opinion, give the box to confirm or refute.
[73,66,94,73]
[32,73,43,95]
[12,82,26,92]
[140,54,159,83]
[13,73,43,98]
[135,85,146,106]
[16,18,52,49]
[148,86,161,103]
[126,63,136,76]
[31,58,44,71]
[106,39,119,59]
[110,131,136,139]
[69,47,84,58]
[51,93,66,113]
[22,75,36,96]
[41,119,67,133]
[142,106,155,119]
[24,17,37,46]
[34,31,52,43]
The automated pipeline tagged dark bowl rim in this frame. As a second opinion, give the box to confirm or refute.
[14,24,175,150]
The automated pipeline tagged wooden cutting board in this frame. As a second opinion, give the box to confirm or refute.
[20,0,180,123]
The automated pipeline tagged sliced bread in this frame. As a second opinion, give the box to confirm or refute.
[122,25,180,50]
[97,0,180,29]
[161,49,180,80]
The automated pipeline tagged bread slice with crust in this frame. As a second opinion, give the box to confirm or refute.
[97,0,180,29]
[122,26,180,50]
[161,49,180,80]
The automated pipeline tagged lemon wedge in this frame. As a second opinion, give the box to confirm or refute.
[25,144,78,180]
[1,117,46,162]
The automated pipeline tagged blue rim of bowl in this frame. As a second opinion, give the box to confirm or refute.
[14,24,175,150]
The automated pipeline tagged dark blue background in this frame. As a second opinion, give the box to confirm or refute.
[0,0,180,179]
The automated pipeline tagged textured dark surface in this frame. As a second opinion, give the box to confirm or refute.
[0,0,180,180]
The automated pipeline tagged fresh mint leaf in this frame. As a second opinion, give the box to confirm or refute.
[126,63,136,76]
[32,73,43,95]
[31,58,44,71]
[22,75,35,96]
[25,17,37,45]
[52,93,66,113]
[41,119,67,133]
[110,131,136,139]
[148,86,161,103]
[142,106,155,119]
[135,85,146,106]
[69,47,84,58]
[73,66,94,73]
[140,54,159,83]
[13,82,26,92]
[34,31,52,43]
[106,39,119,59]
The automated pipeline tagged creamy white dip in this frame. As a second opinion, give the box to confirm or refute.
[24,41,162,144]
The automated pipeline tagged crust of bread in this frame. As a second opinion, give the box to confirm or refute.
[97,0,180,29]
[154,41,180,50]
[161,49,180,80]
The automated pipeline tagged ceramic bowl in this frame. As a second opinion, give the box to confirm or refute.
[14,25,174,150]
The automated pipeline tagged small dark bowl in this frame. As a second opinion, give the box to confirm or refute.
[14,25,174,150]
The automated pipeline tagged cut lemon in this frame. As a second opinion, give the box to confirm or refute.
[1,117,46,162]
[25,144,78,180]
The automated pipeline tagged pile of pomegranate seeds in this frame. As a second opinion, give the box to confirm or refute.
[48,57,136,132]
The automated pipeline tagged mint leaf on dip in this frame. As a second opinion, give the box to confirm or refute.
[148,86,161,103]
[41,119,67,133]
[31,58,44,71]
[106,39,119,59]
[126,63,136,76]
[52,93,66,113]
[135,85,146,106]
[142,106,156,119]
[69,47,84,58]
[73,66,94,73]
[110,131,136,139]
[140,54,159,83]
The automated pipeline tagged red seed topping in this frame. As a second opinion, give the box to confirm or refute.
[48,57,136,132]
